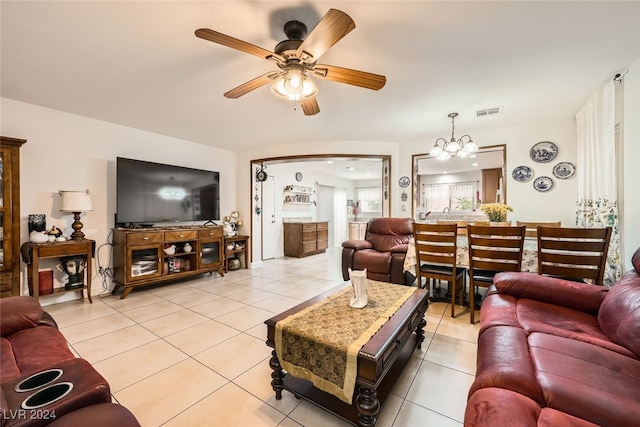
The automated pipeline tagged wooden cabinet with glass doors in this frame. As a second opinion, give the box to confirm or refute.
[0,137,26,298]
[112,226,224,299]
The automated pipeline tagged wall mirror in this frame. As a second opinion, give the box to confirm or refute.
[411,144,506,221]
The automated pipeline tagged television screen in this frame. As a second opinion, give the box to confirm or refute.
[116,157,220,226]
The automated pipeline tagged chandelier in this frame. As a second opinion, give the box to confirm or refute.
[429,113,478,160]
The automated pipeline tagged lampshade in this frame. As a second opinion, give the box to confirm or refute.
[59,190,93,212]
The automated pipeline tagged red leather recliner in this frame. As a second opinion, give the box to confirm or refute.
[341,218,413,285]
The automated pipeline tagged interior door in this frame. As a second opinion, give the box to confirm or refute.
[262,176,276,260]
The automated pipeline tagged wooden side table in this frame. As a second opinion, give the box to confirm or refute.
[223,235,249,272]
[20,239,95,303]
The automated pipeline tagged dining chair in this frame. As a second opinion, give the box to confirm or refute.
[537,226,612,286]
[436,220,469,236]
[413,222,466,318]
[467,225,526,324]
[516,221,561,238]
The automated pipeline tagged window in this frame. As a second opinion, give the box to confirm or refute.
[355,187,382,212]
[421,181,478,212]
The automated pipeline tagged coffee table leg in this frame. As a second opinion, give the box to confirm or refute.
[269,349,284,400]
[357,386,380,427]
[416,318,427,349]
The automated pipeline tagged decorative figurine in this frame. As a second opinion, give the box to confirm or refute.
[348,268,368,309]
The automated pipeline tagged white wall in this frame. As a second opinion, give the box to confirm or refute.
[622,57,640,271]
[399,118,579,227]
[1,97,237,302]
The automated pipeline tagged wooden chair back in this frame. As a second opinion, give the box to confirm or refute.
[436,220,468,236]
[537,226,612,286]
[516,221,561,238]
[467,225,526,323]
[413,222,465,317]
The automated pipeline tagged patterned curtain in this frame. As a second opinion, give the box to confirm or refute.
[575,81,621,286]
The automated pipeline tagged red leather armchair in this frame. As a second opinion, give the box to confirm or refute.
[341,218,413,285]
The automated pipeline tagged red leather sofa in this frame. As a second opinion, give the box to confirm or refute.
[341,218,413,285]
[0,296,139,427]
[464,247,640,426]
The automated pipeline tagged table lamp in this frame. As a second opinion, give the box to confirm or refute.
[59,190,93,240]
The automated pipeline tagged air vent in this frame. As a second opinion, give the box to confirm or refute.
[476,106,503,117]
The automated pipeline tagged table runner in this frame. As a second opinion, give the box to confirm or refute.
[275,280,416,404]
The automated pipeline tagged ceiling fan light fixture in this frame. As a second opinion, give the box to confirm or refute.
[284,67,304,94]
[271,68,317,101]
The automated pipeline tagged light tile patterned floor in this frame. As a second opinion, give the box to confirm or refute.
[45,248,479,426]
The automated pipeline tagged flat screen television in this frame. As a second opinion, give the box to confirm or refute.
[116,157,220,226]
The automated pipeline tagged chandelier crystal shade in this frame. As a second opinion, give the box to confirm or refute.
[430,113,479,160]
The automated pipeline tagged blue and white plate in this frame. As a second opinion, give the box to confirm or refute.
[512,165,533,182]
[553,162,575,179]
[533,176,554,192]
[530,141,558,163]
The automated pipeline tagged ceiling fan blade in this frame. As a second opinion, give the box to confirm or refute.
[295,9,355,62]
[224,72,279,99]
[313,64,386,90]
[195,28,284,63]
[301,97,320,115]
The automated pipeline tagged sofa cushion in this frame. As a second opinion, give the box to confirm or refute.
[465,388,599,427]
[516,299,636,358]
[0,296,43,337]
[353,249,391,275]
[598,269,640,358]
[365,218,412,252]
[529,332,640,426]
[4,327,74,380]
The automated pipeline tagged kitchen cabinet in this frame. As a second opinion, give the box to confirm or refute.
[349,222,368,240]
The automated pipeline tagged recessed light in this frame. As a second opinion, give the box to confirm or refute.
[347,167,355,171]
[472,163,479,166]
[327,160,333,164]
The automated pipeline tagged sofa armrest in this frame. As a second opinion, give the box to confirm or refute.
[493,272,608,314]
[341,239,373,250]
[390,243,408,254]
[39,311,60,329]
[0,296,43,337]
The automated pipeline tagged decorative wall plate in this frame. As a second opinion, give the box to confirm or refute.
[295,171,303,182]
[533,176,554,192]
[512,165,533,182]
[552,162,575,179]
[530,141,558,163]
[398,176,410,188]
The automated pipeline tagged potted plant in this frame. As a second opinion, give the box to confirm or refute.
[480,203,513,225]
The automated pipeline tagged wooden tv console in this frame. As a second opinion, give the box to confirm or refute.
[111,226,224,299]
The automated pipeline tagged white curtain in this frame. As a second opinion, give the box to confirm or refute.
[575,80,621,285]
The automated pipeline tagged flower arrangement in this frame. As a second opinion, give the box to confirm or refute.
[480,203,513,222]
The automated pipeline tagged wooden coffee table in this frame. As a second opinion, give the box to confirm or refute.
[265,284,428,427]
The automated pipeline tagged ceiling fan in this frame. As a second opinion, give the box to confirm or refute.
[195,9,386,115]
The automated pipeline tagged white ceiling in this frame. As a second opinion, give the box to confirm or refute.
[2,1,639,152]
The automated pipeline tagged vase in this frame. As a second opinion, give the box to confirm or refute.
[490,221,511,226]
